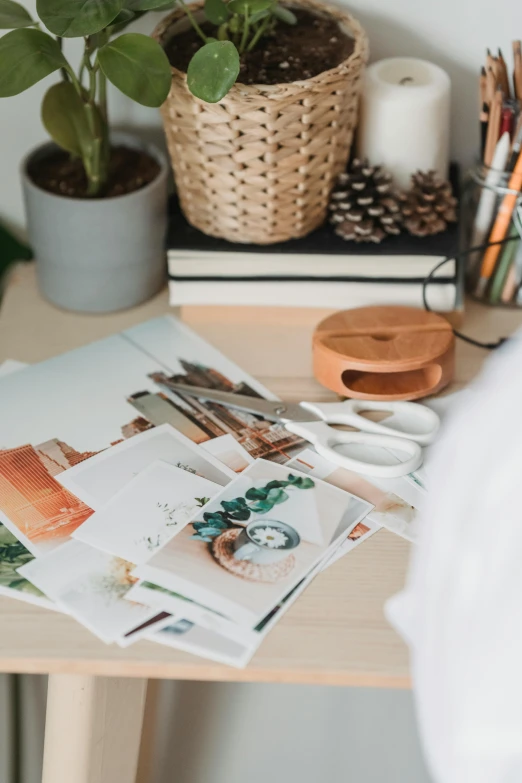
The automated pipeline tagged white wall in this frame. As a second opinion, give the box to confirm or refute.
[1,0,520,233]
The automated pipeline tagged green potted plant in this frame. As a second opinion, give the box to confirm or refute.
[153,0,368,244]
[0,0,173,313]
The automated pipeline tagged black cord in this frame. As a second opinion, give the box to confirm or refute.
[422,235,521,350]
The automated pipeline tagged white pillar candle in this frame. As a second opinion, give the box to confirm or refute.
[357,57,451,190]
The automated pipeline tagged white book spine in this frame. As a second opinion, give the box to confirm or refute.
[168,280,458,311]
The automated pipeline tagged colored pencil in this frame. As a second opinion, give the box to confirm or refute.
[484,87,503,166]
[497,48,511,97]
[485,66,496,106]
[476,147,522,296]
[513,41,522,99]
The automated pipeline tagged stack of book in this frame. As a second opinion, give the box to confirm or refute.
[167,167,462,313]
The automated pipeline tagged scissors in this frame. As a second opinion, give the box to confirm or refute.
[165,383,440,479]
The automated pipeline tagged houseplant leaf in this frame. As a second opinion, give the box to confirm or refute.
[227,0,248,12]
[272,4,297,24]
[246,0,273,13]
[42,82,100,158]
[97,33,172,107]
[36,0,122,37]
[0,29,67,97]
[186,40,239,103]
[249,7,270,23]
[0,0,34,28]
[124,0,173,8]
[108,8,136,32]
[204,0,229,25]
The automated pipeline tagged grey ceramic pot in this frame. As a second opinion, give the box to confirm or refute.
[22,133,168,313]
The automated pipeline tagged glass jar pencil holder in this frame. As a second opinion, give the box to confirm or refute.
[464,161,522,307]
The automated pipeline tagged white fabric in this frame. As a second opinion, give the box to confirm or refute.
[387,335,522,783]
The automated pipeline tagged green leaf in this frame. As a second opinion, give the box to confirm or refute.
[249,499,274,513]
[204,0,229,24]
[196,526,224,537]
[226,507,251,521]
[0,223,32,277]
[227,0,248,12]
[124,0,173,8]
[37,0,123,37]
[266,487,288,504]
[0,29,67,97]
[221,497,247,513]
[108,7,137,33]
[97,33,171,107]
[187,40,239,103]
[200,513,229,529]
[245,487,268,501]
[0,0,35,28]
[42,82,101,158]
[191,534,212,542]
[247,0,272,12]
[272,4,296,23]
[287,474,315,489]
[249,7,270,23]
[265,479,285,490]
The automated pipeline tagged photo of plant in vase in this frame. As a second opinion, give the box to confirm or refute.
[189,470,311,580]
[135,459,372,628]
[153,0,368,243]
[0,0,174,312]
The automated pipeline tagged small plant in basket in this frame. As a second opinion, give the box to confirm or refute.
[181,0,297,101]
[0,0,173,196]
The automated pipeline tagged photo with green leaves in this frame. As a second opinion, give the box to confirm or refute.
[0,522,45,598]
[191,472,314,542]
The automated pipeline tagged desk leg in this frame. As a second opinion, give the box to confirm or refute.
[41,674,147,783]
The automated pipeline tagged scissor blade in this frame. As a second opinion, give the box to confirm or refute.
[163,383,319,423]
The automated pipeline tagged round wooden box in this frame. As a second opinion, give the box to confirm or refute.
[313,305,455,401]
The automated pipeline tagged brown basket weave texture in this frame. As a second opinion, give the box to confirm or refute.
[154,1,368,244]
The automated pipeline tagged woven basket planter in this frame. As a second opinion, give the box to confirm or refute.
[154,1,368,244]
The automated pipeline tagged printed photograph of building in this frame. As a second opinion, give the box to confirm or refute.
[0,442,94,543]
[131,360,305,463]
[0,418,154,547]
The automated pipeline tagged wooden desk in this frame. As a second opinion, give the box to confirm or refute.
[1,264,521,783]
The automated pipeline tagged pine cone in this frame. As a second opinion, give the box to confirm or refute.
[400,171,458,237]
[328,159,402,243]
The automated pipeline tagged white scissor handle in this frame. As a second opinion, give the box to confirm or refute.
[300,399,440,446]
[285,420,423,478]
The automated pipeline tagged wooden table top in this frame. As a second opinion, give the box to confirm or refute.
[0,264,520,686]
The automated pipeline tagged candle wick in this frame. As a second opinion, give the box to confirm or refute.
[399,76,414,85]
